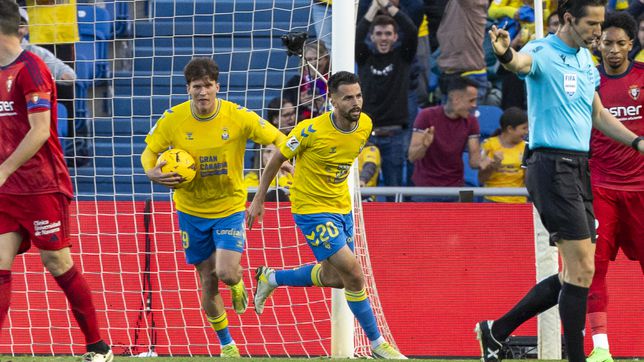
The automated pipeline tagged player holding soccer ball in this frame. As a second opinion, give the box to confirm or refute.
[0,1,112,361]
[141,57,287,358]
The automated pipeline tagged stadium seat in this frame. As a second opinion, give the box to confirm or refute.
[56,102,69,137]
[77,5,113,80]
[462,152,479,187]
[476,105,503,139]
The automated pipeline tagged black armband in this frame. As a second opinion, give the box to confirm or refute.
[632,136,644,150]
[496,48,513,64]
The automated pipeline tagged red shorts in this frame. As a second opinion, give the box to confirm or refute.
[592,186,644,272]
[0,193,72,254]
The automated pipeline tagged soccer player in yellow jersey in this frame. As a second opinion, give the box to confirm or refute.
[247,71,406,359]
[140,58,286,358]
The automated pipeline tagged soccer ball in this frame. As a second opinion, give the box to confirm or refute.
[156,148,197,187]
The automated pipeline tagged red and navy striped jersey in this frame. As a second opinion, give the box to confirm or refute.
[0,50,72,198]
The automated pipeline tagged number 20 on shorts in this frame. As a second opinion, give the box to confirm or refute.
[306,222,339,249]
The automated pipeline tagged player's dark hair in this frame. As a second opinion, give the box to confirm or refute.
[327,71,360,94]
[369,14,399,34]
[602,11,637,40]
[557,0,608,24]
[0,0,21,36]
[491,107,528,137]
[184,57,219,84]
[446,76,478,95]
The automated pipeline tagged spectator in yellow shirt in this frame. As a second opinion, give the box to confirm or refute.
[478,107,529,203]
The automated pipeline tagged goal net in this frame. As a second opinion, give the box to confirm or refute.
[1,0,398,358]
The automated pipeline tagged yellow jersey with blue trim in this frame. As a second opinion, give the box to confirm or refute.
[279,111,372,215]
[358,145,381,187]
[145,99,285,218]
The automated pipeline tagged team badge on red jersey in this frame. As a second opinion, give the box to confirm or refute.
[628,85,640,100]
[6,76,13,92]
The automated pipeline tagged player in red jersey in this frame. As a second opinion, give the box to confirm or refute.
[587,11,644,362]
[0,1,112,361]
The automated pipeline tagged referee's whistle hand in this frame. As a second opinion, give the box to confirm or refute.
[489,25,511,55]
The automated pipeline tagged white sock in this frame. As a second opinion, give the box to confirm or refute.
[268,272,277,287]
[222,341,236,347]
[370,336,386,349]
[592,334,610,350]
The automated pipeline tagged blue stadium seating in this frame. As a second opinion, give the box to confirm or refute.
[77,0,312,197]
[462,152,479,187]
[476,105,504,139]
[57,102,69,137]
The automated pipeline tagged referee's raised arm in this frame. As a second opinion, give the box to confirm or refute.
[489,24,533,75]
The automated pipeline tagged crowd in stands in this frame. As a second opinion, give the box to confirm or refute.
[16,0,644,203]
[257,0,643,203]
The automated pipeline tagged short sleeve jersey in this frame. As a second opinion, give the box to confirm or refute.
[519,34,600,151]
[279,112,372,215]
[590,62,644,190]
[0,50,72,198]
[145,99,284,218]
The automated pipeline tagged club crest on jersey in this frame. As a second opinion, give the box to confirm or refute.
[563,73,577,97]
[221,128,229,140]
[6,76,13,92]
[32,94,39,103]
[628,85,640,100]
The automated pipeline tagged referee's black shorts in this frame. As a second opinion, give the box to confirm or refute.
[525,148,596,245]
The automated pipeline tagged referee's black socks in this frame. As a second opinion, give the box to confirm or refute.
[492,274,561,341]
[559,282,589,362]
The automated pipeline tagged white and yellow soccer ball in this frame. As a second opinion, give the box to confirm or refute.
[156,148,197,187]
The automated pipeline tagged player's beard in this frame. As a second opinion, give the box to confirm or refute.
[344,107,361,122]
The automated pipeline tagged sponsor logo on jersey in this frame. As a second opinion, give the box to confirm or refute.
[607,105,642,120]
[628,85,640,100]
[0,101,15,112]
[33,219,61,237]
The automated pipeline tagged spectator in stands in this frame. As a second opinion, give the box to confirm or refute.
[284,40,330,121]
[547,11,561,34]
[244,144,293,201]
[356,0,417,191]
[631,13,644,60]
[478,107,529,203]
[436,0,489,103]
[18,9,75,82]
[358,142,382,201]
[266,97,297,134]
[628,0,643,18]
[407,77,483,201]
[488,0,552,46]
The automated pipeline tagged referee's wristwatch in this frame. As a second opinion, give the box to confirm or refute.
[632,136,644,151]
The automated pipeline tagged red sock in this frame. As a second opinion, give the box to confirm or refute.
[588,259,609,313]
[0,270,11,330]
[54,265,102,344]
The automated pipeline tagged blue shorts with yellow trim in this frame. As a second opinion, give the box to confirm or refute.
[293,212,354,262]
[177,210,246,265]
